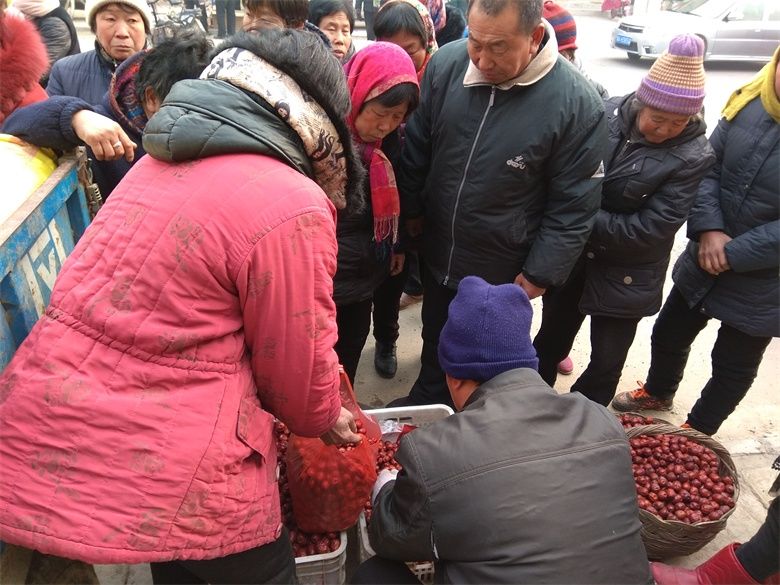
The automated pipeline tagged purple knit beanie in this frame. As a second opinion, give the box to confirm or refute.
[438,276,538,382]
[636,33,705,116]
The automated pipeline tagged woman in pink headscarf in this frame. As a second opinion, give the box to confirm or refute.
[332,42,419,386]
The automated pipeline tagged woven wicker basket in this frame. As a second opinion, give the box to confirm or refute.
[625,423,740,561]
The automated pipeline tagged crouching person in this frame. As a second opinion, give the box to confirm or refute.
[355,276,653,584]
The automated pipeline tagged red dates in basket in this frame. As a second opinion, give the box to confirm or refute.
[629,434,735,524]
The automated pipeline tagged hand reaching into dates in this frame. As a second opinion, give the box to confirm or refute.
[320,406,362,446]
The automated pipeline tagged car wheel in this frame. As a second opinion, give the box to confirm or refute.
[627,52,642,63]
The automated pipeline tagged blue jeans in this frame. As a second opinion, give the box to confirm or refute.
[644,286,771,435]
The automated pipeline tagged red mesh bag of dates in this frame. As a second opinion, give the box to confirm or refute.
[286,369,379,532]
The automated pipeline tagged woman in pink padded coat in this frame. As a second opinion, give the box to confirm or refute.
[0,29,365,584]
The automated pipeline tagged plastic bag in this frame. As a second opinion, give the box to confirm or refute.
[285,368,379,532]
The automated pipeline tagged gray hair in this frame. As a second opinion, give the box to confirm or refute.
[466,0,542,35]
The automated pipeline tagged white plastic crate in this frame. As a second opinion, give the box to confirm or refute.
[294,531,347,585]
[358,405,453,584]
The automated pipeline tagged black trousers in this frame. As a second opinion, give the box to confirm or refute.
[373,265,408,345]
[335,298,372,385]
[534,262,641,406]
[215,0,237,36]
[403,251,424,296]
[150,529,297,584]
[351,556,421,584]
[736,497,779,581]
[408,265,456,408]
[335,269,406,385]
[644,286,772,435]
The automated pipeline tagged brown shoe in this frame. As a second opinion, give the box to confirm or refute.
[611,382,673,412]
[399,293,423,310]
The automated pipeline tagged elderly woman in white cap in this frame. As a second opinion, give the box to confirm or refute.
[46,0,152,103]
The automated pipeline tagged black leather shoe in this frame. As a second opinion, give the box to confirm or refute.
[374,341,397,379]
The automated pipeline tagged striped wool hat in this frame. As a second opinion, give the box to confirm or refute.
[543,0,577,52]
[637,34,705,116]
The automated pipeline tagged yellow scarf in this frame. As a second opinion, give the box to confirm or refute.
[722,45,780,123]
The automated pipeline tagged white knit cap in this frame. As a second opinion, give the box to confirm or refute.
[85,0,153,33]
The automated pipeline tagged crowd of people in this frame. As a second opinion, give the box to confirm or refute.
[0,0,777,582]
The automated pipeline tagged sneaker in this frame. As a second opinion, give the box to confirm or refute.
[557,356,574,375]
[611,382,673,412]
[399,293,423,310]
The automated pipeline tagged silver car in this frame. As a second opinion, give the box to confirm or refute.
[611,0,780,62]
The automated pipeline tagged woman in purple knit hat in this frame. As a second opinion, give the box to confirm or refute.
[533,33,716,407]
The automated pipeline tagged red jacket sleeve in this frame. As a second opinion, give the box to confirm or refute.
[235,205,341,438]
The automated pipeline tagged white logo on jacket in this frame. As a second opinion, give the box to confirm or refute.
[506,155,526,170]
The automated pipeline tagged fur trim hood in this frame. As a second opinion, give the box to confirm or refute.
[0,15,49,124]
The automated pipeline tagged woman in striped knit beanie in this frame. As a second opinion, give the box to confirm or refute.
[533,34,717,408]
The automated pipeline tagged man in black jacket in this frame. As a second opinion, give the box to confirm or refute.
[391,0,607,407]
[357,276,652,584]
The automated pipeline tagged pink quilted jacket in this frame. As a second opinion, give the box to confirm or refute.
[0,153,342,564]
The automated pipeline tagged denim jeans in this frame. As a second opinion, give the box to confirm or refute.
[644,286,772,435]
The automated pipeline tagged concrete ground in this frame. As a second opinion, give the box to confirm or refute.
[49,4,780,582]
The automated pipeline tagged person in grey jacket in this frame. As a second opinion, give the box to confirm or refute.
[12,0,80,85]
[612,46,779,436]
[356,276,652,584]
[534,34,715,406]
[388,0,607,408]
[47,0,151,104]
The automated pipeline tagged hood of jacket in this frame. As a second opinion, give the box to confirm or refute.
[143,78,315,179]
[0,15,49,123]
[144,33,365,212]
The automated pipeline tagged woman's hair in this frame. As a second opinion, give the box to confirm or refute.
[308,0,354,31]
[374,1,426,47]
[366,82,419,114]
[242,0,308,27]
[135,35,213,104]
[218,29,365,211]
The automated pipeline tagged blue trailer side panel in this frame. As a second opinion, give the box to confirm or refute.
[0,155,91,370]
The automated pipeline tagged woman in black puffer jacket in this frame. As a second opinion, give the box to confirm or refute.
[534,34,715,406]
[612,45,779,435]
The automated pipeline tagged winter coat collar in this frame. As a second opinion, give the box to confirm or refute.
[463,368,554,409]
[462,20,558,90]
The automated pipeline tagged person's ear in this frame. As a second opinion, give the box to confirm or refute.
[531,22,545,54]
[143,86,162,117]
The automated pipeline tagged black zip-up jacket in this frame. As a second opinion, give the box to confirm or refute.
[397,30,607,290]
[673,97,779,337]
[578,92,715,318]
